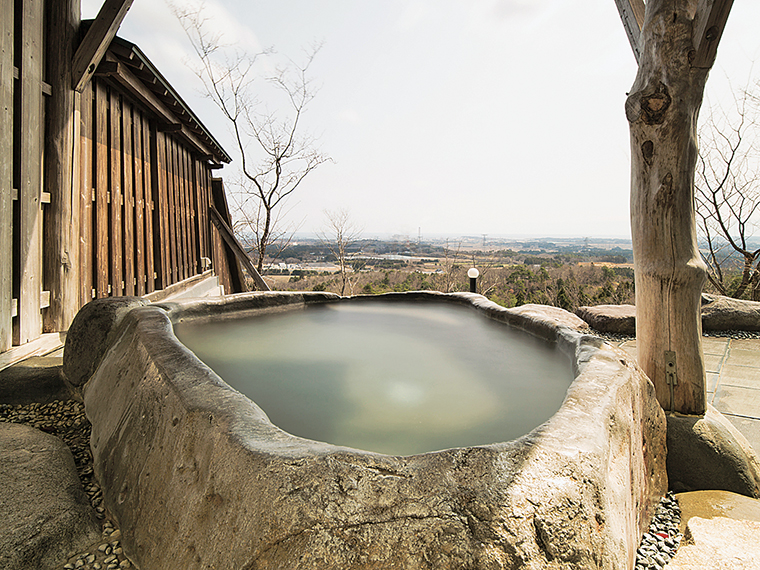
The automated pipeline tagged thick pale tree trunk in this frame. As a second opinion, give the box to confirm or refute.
[627,0,709,415]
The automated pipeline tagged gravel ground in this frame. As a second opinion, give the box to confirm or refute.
[635,492,682,570]
[0,400,133,570]
[594,329,760,343]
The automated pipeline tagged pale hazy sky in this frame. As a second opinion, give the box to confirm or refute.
[82,1,760,239]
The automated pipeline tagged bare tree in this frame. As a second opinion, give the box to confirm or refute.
[695,81,760,300]
[173,4,330,273]
[317,209,362,296]
[435,240,462,293]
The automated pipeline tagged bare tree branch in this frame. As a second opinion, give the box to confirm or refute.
[317,209,363,296]
[695,76,760,300]
[173,4,330,276]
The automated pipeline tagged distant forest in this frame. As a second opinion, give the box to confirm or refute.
[255,238,637,312]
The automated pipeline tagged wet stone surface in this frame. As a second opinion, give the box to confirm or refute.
[0,400,133,570]
[635,492,682,570]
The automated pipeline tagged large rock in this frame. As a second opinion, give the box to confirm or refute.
[667,490,760,569]
[576,295,760,334]
[73,292,667,570]
[667,405,760,498]
[701,293,760,331]
[575,304,636,335]
[63,296,149,387]
[0,356,72,405]
[0,423,100,570]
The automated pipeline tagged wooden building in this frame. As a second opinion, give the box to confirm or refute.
[1,0,249,364]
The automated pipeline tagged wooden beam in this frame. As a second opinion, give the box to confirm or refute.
[44,0,81,334]
[613,0,646,63]
[16,0,45,345]
[72,0,134,92]
[95,60,217,158]
[692,0,734,68]
[209,205,269,291]
[0,0,13,351]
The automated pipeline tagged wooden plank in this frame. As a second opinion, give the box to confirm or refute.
[613,0,646,63]
[142,114,155,293]
[72,0,134,92]
[122,100,135,295]
[43,0,80,333]
[15,0,45,345]
[692,0,734,68]
[181,147,193,277]
[210,178,254,293]
[79,82,94,304]
[193,159,206,271]
[174,139,187,281]
[94,80,110,298]
[133,107,146,296]
[0,0,13,351]
[188,154,199,276]
[166,137,179,284]
[109,88,123,296]
[152,130,169,289]
[178,144,189,279]
[209,205,267,291]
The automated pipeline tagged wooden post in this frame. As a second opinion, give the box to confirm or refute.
[624,0,731,415]
[16,0,45,345]
[44,0,80,333]
[0,0,13,351]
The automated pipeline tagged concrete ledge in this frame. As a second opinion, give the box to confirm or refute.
[70,292,667,569]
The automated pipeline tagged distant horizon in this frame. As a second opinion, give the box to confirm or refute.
[289,231,634,243]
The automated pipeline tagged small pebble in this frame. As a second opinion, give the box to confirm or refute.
[634,492,682,569]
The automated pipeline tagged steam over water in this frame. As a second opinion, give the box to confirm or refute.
[176,301,574,455]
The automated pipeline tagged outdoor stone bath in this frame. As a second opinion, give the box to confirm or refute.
[63,291,667,570]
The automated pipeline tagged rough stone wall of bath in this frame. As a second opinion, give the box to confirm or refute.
[74,293,667,570]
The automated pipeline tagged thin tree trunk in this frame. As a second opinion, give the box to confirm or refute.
[628,0,708,415]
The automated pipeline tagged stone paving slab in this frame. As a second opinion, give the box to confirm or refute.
[702,337,730,356]
[731,338,760,351]
[712,385,760,420]
[726,349,760,368]
[704,353,725,374]
[719,364,760,389]
[706,372,719,394]
[724,415,760,456]
[666,490,760,569]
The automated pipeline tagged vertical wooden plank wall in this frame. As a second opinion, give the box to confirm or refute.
[15,0,44,345]
[0,0,13,351]
[79,82,93,305]
[74,78,225,304]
